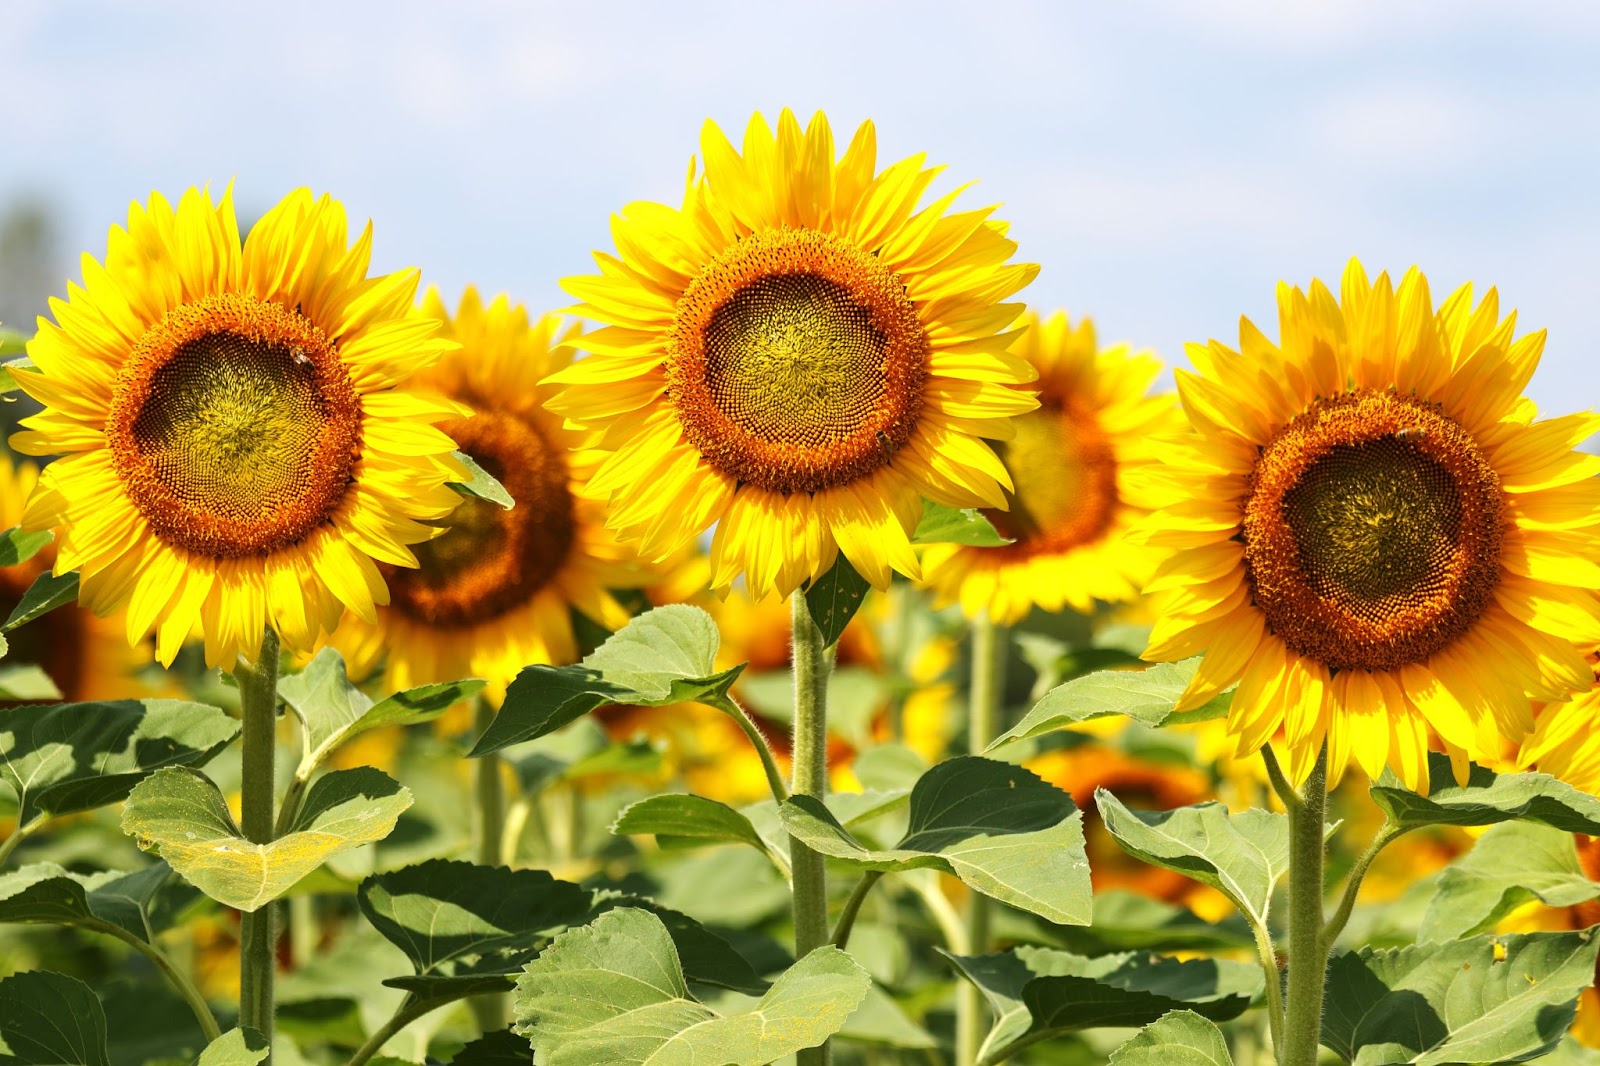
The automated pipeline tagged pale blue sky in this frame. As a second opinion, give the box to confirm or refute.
[4,1,1597,420]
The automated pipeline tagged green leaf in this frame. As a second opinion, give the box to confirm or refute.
[277,648,484,776]
[0,861,196,945]
[447,1031,533,1066]
[988,659,1232,751]
[611,793,768,854]
[512,907,870,1066]
[0,698,239,825]
[1108,1011,1234,1066]
[4,571,80,632]
[0,970,109,1066]
[0,666,61,702]
[1321,931,1598,1065]
[0,528,52,568]
[1370,753,1600,834]
[1419,822,1600,942]
[0,355,36,395]
[779,755,1091,925]
[357,859,594,1000]
[446,450,514,509]
[911,502,1011,546]
[471,605,742,756]
[1046,890,1255,956]
[122,766,411,911]
[584,894,769,995]
[803,554,870,648]
[1096,791,1288,927]
[835,985,937,1049]
[193,1030,268,1066]
[943,946,1260,1062]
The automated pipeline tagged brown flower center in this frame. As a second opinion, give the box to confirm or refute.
[1242,387,1504,673]
[385,409,576,628]
[985,399,1117,555]
[106,293,362,559]
[666,228,929,494]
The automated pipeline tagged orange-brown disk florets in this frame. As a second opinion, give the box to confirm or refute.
[1242,387,1505,672]
[104,292,362,559]
[385,409,576,628]
[666,227,929,495]
[986,398,1118,558]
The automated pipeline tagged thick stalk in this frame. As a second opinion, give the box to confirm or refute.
[234,628,281,1051]
[1279,745,1329,1066]
[957,613,1007,1066]
[471,696,510,1032]
[790,590,833,1066]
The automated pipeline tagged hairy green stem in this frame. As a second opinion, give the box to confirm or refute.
[0,814,44,867]
[790,590,833,1066]
[471,697,510,1032]
[1321,822,1407,954]
[721,694,790,803]
[1279,745,1329,1066]
[234,627,281,1052]
[99,921,222,1043]
[1250,912,1285,1057]
[831,871,884,949]
[957,612,1006,1066]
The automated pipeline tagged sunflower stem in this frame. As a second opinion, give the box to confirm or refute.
[789,589,833,1066]
[957,612,1006,1066]
[1279,744,1329,1066]
[470,695,510,1032]
[234,627,281,1054]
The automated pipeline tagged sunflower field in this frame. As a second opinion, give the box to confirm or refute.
[3,15,1600,1066]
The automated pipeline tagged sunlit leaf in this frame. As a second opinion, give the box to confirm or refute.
[0,528,51,568]
[471,606,742,756]
[0,861,196,945]
[779,756,1091,925]
[1321,931,1597,1064]
[943,946,1259,1063]
[0,666,61,702]
[1109,1011,1234,1066]
[512,907,869,1066]
[122,766,411,911]
[1419,822,1600,942]
[193,1029,269,1066]
[3,571,80,632]
[0,970,109,1066]
[988,659,1231,750]
[911,502,1011,546]
[1371,753,1600,834]
[446,450,514,509]
[0,698,239,825]
[611,794,769,854]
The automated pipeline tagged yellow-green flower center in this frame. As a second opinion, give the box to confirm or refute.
[1242,387,1504,672]
[667,228,929,495]
[106,293,362,559]
[986,399,1117,554]
[386,409,576,628]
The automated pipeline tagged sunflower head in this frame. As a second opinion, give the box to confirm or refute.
[919,310,1182,623]
[545,108,1040,600]
[1141,260,1600,790]
[12,187,467,667]
[328,287,640,700]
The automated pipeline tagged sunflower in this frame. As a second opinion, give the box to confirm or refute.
[1517,650,1600,794]
[919,310,1181,622]
[544,109,1039,599]
[1140,260,1600,789]
[329,287,639,699]
[0,455,146,701]
[10,187,467,668]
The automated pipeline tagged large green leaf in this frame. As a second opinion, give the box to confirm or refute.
[471,606,742,756]
[122,766,411,911]
[447,1031,533,1066]
[1096,792,1288,927]
[0,862,195,944]
[1419,822,1600,942]
[357,859,594,1000]
[803,554,871,648]
[0,699,239,826]
[1370,754,1600,833]
[0,528,52,569]
[277,648,484,776]
[0,970,109,1066]
[779,756,1091,925]
[1108,1011,1235,1066]
[193,1030,268,1066]
[0,667,61,702]
[611,794,769,854]
[943,946,1260,1063]
[3,571,80,632]
[1322,931,1598,1064]
[446,450,514,509]
[583,893,769,995]
[912,502,1010,546]
[988,659,1231,750]
[512,907,870,1066]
